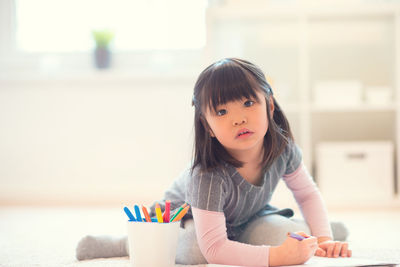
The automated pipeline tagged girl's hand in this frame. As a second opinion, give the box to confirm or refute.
[315,239,352,258]
[269,232,318,266]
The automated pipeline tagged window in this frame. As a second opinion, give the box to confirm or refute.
[15,0,207,53]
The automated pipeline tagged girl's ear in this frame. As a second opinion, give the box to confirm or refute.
[269,96,275,115]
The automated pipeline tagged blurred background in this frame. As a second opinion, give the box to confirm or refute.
[1,0,400,210]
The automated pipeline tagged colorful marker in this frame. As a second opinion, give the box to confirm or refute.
[155,203,163,223]
[170,203,187,222]
[142,205,152,222]
[163,200,171,223]
[124,206,136,221]
[289,232,307,241]
[134,205,143,222]
[171,205,190,222]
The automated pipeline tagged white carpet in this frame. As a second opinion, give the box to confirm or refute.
[0,207,399,267]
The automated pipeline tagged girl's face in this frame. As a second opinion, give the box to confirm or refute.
[203,90,273,158]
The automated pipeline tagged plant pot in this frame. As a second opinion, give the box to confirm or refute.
[94,47,111,69]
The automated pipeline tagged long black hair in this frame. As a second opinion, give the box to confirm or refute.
[191,58,293,173]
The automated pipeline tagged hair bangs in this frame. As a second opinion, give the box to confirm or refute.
[201,62,261,114]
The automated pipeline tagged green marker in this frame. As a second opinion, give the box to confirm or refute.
[170,203,187,222]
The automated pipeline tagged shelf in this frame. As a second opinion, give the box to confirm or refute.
[311,103,397,113]
[278,103,397,113]
[207,6,303,20]
[207,4,398,20]
[206,3,400,204]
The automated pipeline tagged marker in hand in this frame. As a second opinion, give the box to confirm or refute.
[288,232,309,241]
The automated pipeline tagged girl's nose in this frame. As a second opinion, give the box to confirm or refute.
[233,116,247,126]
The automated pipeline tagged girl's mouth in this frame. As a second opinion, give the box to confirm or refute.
[236,128,253,139]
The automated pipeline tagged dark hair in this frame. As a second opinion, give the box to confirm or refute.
[191,58,293,173]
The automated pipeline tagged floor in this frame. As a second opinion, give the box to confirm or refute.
[325,208,400,262]
[0,206,399,266]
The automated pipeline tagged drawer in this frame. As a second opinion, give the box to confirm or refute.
[316,141,394,205]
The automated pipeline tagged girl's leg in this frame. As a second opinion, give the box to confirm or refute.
[76,219,207,264]
[76,235,128,260]
[175,219,207,265]
[237,215,348,246]
[237,214,311,246]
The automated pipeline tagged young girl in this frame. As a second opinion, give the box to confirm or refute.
[76,58,351,266]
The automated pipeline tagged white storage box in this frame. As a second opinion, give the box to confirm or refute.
[316,141,394,206]
[313,80,363,107]
[365,86,392,105]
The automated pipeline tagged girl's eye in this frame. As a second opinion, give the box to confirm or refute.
[244,100,255,107]
[216,109,227,116]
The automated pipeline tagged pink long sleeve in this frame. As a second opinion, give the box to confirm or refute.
[192,207,269,267]
[282,162,333,238]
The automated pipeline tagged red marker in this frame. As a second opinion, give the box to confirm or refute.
[163,200,171,223]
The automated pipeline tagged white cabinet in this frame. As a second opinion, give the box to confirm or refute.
[205,2,400,207]
[316,142,394,206]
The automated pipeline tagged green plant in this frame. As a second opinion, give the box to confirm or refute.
[92,29,115,49]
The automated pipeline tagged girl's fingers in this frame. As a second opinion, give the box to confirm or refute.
[315,248,326,257]
[306,238,318,256]
[315,249,321,257]
[310,242,318,251]
[326,243,334,257]
[347,249,352,257]
[340,242,348,257]
[304,237,318,249]
[333,241,342,257]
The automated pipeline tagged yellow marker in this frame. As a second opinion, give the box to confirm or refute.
[171,205,190,222]
[155,203,163,223]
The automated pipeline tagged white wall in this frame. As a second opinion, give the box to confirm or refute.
[2,1,400,208]
[0,75,195,205]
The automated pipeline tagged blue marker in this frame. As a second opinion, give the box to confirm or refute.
[289,232,307,241]
[151,217,158,222]
[124,206,136,221]
[134,205,143,222]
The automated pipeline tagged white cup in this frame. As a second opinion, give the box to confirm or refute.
[127,221,180,267]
